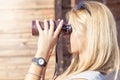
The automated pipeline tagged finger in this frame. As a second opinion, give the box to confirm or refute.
[57,19,60,21]
[49,19,54,32]
[36,20,42,32]
[54,20,63,37]
[44,19,49,31]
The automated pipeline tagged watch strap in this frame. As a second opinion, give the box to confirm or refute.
[32,57,47,67]
[32,58,38,62]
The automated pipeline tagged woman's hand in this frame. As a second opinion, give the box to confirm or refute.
[35,19,63,60]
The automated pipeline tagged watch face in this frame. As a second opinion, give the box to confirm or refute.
[38,59,44,65]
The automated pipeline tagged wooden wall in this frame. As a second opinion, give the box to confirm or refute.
[0,0,55,80]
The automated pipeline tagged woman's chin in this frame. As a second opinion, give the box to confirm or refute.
[70,50,79,54]
[70,50,75,54]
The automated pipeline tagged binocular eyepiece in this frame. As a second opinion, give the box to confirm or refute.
[32,20,72,36]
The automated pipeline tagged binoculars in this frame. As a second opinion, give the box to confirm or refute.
[32,20,72,36]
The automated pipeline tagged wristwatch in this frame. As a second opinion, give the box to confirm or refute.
[32,57,47,67]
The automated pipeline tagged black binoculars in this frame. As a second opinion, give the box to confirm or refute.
[32,20,72,36]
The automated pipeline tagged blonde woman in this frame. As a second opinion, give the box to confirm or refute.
[25,1,120,80]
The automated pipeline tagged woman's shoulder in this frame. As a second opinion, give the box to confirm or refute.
[68,70,107,80]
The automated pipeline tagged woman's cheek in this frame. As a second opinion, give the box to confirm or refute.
[70,33,79,54]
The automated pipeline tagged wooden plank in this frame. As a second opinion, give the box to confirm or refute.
[107,4,120,20]
[55,0,65,76]
[0,68,55,80]
[0,57,32,65]
[0,48,55,57]
[106,0,120,4]
[0,38,37,50]
[0,33,34,51]
[0,9,54,20]
[0,69,28,80]
[0,49,36,57]
[0,33,38,51]
[0,56,55,80]
[55,0,62,19]
[0,9,54,33]
[0,64,30,70]
[0,33,34,39]
[62,0,74,9]
[0,70,7,79]
[0,0,54,9]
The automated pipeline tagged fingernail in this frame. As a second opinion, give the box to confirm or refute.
[50,19,52,21]
[58,19,60,21]
[36,19,38,22]
[45,19,48,22]
[49,19,52,24]
[36,20,38,24]
[61,20,63,22]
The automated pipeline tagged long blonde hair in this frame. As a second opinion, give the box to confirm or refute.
[59,1,120,80]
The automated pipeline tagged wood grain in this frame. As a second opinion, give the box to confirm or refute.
[0,55,55,80]
[0,9,54,33]
[0,0,54,9]
[0,0,55,79]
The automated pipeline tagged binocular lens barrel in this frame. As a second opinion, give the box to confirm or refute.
[32,20,72,36]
